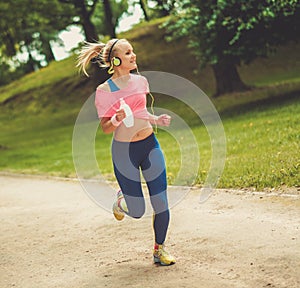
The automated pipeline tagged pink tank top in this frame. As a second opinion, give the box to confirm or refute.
[95,74,150,120]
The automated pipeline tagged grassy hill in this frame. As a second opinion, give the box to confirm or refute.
[0,19,299,190]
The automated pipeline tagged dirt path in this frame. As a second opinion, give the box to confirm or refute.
[0,174,299,288]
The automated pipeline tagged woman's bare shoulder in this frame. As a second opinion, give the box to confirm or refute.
[97,82,110,92]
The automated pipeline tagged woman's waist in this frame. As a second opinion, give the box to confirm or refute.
[113,119,153,142]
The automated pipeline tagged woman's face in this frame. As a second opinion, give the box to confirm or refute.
[115,41,137,71]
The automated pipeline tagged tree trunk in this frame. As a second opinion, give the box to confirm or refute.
[139,0,150,21]
[212,58,249,97]
[82,17,99,42]
[3,27,16,57]
[25,45,36,73]
[90,65,111,89]
[103,0,116,38]
[155,0,170,17]
[46,41,56,62]
[75,0,99,42]
[40,36,56,63]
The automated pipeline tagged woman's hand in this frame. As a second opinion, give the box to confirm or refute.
[100,109,126,134]
[115,108,126,122]
[156,114,171,127]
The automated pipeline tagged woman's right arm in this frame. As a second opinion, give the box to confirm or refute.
[100,109,126,134]
[100,117,117,134]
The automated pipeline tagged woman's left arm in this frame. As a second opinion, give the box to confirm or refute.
[148,112,171,127]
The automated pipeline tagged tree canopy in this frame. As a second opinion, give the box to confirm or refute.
[1,0,299,92]
[165,0,300,96]
[0,0,129,85]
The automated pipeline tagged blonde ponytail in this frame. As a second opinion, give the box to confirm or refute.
[77,38,128,76]
[76,41,105,77]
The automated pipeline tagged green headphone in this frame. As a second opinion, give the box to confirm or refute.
[111,56,121,67]
[107,40,122,74]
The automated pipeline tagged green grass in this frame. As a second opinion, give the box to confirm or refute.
[0,18,299,190]
[0,109,77,177]
[220,97,299,189]
[0,90,299,189]
[0,56,80,104]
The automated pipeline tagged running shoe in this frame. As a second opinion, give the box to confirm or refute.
[153,244,176,266]
[112,190,127,221]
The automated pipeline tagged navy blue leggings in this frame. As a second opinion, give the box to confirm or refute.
[112,133,170,245]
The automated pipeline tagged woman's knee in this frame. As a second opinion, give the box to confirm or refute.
[125,196,145,219]
[129,207,145,219]
[131,209,145,219]
[150,193,169,214]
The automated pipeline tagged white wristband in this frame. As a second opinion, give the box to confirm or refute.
[111,114,121,127]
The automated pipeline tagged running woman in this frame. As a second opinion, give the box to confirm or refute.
[77,38,175,266]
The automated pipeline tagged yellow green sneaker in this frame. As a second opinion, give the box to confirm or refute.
[153,244,176,266]
[112,190,128,221]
